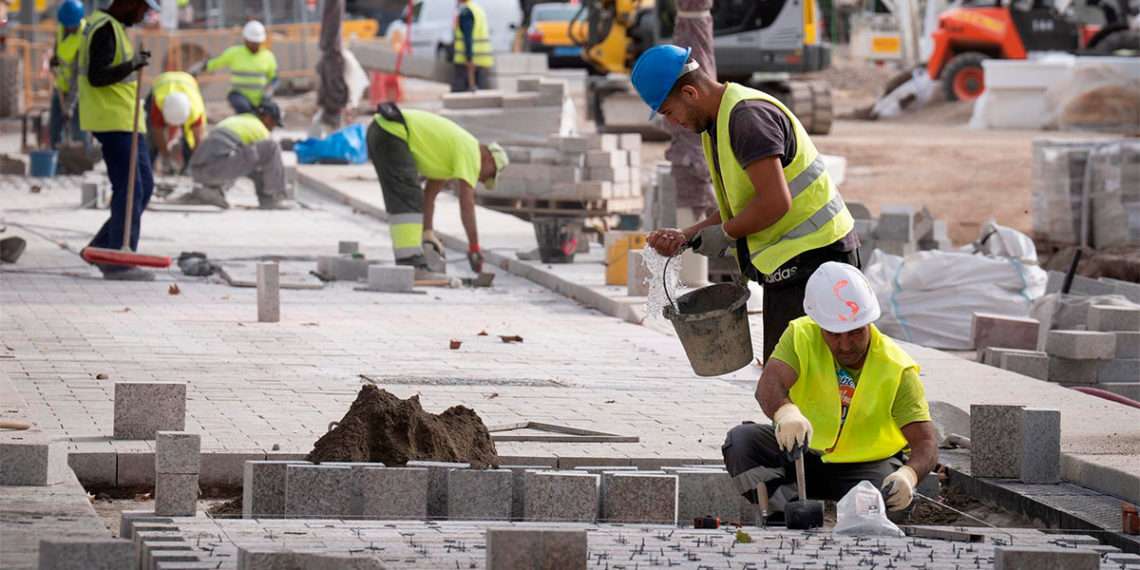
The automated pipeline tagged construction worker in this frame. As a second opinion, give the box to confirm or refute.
[722,262,938,518]
[192,20,278,114]
[633,45,859,362]
[452,0,493,92]
[48,0,85,149]
[366,103,508,276]
[181,102,289,210]
[78,0,159,282]
[145,71,206,174]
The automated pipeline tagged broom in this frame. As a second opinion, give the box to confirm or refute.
[81,48,171,269]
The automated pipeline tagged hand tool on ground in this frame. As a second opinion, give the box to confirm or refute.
[785,451,825,530]
[80,50,171,269]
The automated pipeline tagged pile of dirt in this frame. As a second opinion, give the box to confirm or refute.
[307,385,500,468]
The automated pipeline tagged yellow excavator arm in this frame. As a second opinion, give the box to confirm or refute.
[572,0,654,75]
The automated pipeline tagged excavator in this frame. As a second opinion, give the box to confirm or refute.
[569,0,837,134]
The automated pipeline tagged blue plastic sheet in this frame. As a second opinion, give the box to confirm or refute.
[294,122,369,165]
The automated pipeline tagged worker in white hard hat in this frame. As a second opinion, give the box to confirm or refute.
[721,262,938,521]
[191,20,278,114]
[145,71,206,174]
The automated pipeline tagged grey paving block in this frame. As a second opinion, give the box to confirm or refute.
[338,240,359,254]
[67,451,116,487]
[113,382,186,440]
[1020,408,1061,484]
[1045,330,1116,360]
[602,472,678,524]
[0,434,67,486]
[500,465,550,520]
[972,313,1040,352]
[993,546,1099,569]
[356,467,428,519]
[243,460,308,519]
[201,451,267,488]
[1088,304,1140,332]
[970,405,1024,478]
[155,432,200,474]
[1117,331,1140,358]
[1098,358,1140,383]
[37,537,134,570]
[117,510,173,539]
[524,471,599,522]
[365,265,414,293]
[284,464,352,518]
[1000,350,1049,380]
[1047,356,1102,384]
[146,548,201,570]
[406,460,469,519]
[448,469,512,520]
[117,450,156,487]
[485,528,588,570]
[154,473,198,516]
[664,468,750,525]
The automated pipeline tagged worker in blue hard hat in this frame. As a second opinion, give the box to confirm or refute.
[633,44,860,363]
[49,0,86,150]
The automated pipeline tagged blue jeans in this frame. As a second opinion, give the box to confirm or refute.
[88,131,154,254]
[49,89,84,149]
[228,91,257,114]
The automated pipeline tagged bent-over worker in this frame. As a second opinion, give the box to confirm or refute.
[366,104,508,276]
[145,71,206,174]
[183,102,288,210]
[722,262,939,518]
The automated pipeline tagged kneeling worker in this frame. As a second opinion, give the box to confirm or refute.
[184,102,288,209]
[366,104,508,276]
[722,262,938,518]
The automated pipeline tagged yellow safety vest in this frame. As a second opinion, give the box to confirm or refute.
[54,20,85,94]
[206,45,277,106]
[787,316,916,463]
[454,1,493,68]
[702,83,853,275]
[217,113,269,145]
[78,11,144,133]
[152,71,207,148]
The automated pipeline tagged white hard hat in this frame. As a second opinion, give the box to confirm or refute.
[803,262,881,333]
[161,92,191,126]
[243,20,267,43]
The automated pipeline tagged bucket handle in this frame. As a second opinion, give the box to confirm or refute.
[662,242,692,311]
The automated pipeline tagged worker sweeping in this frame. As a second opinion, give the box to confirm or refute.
[192,20,278,114]
[721,262,938,519]
[49,0,86,150]
[633,45,859,362]
[366,104,508,276]
[452,0,494,92]
[180,102,289,210]
[145,71,206,174]
[77,0,159,281]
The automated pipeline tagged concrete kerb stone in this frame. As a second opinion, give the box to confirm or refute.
[113,382,186,440]
[117,449,156,487]
[1045,330,1117,360]
[602,472,679,524]
[993,546,1099,569]
[485,528,588,570]
[243,460,309,519]
[1000,350,1049,380]
[1047,356,1103,384]
[0,432,67,486]
[500,465,551,520]
[1098,358,1140,383]
[200,450,268,488]
[155,432,200,475]
[364,265,415,293]
[36,537,135,570]
[67,450,117,488]
[972,312,1040,352]
[524,470,600,523]
[284,464,353,518]
[154,473,199,516]
[1088,304,1140,332]
[1116,331,1140,358]
[662,467,752,525]
[970,404,1024,478]
[447,468,513,521]
[1019,408,1061,484]
[256,262,280,323]
[406,460,470,519]
[356,467,429,519]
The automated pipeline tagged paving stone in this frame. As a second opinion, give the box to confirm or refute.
[201,451,267,488]
[993,546,1099,569]
[1045,330,1116,360]
[524,471,599,522]
[602,472,678,524]
[243,460,308,518]
[356,467,429,519]
[118,511,174,539]
[154,473,198,516]
[67,451,116,487]
[448,468,512,520]
[1098,358,1140,383]
[155,432,200,474]
[970,404,1024,478]
[0,434,67,486]
[406,460,469,519]
[972,313,1040,352]
[485,528,588,570]
[1088,304,1140,332]
[1000,350,1049,380]
[1020,408,1061,484]
[117,450,156,487]
[1117,331,1140,358]
[500,465,549,520]
[663,468,750,525]
[1047,356,1102,384]
[364,265,414,293]
[37,537,134,570]
[256,262,280,323]
[113,382,186,440]
[284,464,352,518]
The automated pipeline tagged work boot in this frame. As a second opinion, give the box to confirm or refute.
[0,236,27,263]
[257,197,294,210]
[173,185,230,209]
[100,266,156,281]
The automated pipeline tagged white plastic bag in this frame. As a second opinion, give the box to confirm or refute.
[833,480,904,537]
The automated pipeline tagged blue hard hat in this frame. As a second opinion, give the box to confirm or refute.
[631,44,691,119]
[143,0,162,11]
[57,0,84,27]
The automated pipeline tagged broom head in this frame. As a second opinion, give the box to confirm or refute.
[82,246,171,268]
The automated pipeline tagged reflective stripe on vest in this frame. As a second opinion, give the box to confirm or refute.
[786,316,916,463]
[216,113,269,145]
[701,83,853,275]
[152,71,207,148]
[454,1,494,67]
[54,20,85,94]
[77,11,144,133]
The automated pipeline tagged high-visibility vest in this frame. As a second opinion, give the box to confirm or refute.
[54,20,86,94]
[702,83,853,275]
[454,1,493,68]
[786,316,916,463]
[152,71,207,148]
[206,45,277,106]
[78,10,144,133]
[216,113,269,145]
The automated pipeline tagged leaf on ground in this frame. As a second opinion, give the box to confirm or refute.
[168,284,181,295]
[449,339,463,350]
[499,335,523,344]
[477,330,488,336]
[95,373,108,380]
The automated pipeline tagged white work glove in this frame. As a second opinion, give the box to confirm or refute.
[772,402,812,458]
[691,224,733,258]
[422,230,445,257]
[881,465,918,511]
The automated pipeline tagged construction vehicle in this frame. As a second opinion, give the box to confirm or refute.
[570,0,836,134]
[928,0,1140,100]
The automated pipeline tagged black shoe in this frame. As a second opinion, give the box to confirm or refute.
[0,237,27,263]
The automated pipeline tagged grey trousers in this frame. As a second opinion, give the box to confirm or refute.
[189,132,286,204]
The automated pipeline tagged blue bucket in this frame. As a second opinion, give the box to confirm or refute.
[29,150,58,177]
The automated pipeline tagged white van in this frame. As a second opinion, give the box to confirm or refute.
[385,0,522,61]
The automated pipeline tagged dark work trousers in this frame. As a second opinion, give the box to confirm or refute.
[366,121,427,265]
[49,89,84,149]
[227,91,257,115]
[88,131,154,255]
[722,422,900,513]
[451,64,490,92]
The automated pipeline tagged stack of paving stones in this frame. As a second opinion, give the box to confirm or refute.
[971,404,1062,483]
[154,432,200,516]
[492,132,644,203]
[851,202,952,257]
[439,77,574,144]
